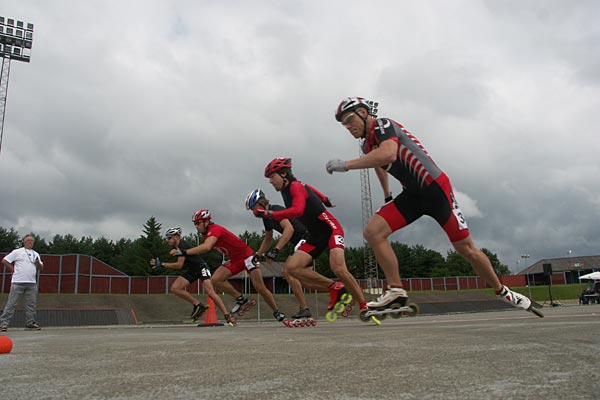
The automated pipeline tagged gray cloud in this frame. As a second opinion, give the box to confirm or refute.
[1,0,599,272]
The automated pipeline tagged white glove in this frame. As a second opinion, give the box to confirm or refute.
[325,159,348,174]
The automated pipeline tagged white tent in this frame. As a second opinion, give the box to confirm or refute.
[578,272,600,280]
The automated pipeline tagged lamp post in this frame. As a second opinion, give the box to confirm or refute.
[521,254,532,299]
[0,16,34,156]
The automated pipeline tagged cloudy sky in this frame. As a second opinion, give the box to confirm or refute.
[1,1,598,272]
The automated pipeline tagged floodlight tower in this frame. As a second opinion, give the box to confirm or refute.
[0,16,34,156]
[359,149,379,293]
[360,99,380,293]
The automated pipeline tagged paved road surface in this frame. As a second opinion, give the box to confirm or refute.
[1,305,598,399]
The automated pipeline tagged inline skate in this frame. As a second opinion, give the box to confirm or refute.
[283,308,317,327]
[231,295,257,317]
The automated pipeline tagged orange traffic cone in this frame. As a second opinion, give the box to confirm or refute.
[197,297,224,327]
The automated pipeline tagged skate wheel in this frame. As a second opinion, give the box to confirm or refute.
[345,302,354,313]
[238,311,245,317]
[408,303,419,317]
[341,310,349,318]
[311,320,317,326]
[334,302,346,314]
[359,309,371,322]
[371,316,381,325]
[390,304,403,319]
[325,311,338,323]
[248,298,257,306]
[340,293,353,305]
[377,313,387,321]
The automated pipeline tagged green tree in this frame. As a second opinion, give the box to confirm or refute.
[48,234,80,254]
[407,244,446,278]
[440,250,473,277]
[90,237,117,264]
[482,248,511,276]
[0,227,21,252]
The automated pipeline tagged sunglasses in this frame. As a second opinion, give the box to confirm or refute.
[341,113,356,126]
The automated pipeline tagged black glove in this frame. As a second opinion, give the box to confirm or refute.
[154,258,163,268]
[266,248,280,261]
[385,194,393,203]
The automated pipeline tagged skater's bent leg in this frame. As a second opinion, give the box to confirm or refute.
[170,277,200,306]
[329,248,366,303]
[284,251,333,290]
[211,267,240,298]
[248,269,278,311]
[452,236,502,292]
[364,215,403,287]
[284,269,308,309]
[203,279,229,316]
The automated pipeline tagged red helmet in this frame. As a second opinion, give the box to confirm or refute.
[192,209,211,222]
[264,157,292,177]
[335,97,375,122]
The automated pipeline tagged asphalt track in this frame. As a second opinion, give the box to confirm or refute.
[1,306,599,400]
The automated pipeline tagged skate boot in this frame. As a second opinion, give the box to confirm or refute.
[325,282,353,323]
[360,288,419,323]
[231,295,248,314]
[498,286,544,318]
[326,281,352,310]
[367,287,408,308]
[273,310,285,322]
[224,314,237,327]
[190,302,208,321]
[283,308,317,327]
[231,295,257,316]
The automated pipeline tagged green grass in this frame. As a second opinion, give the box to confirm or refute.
[408,284,588,302]
[508,284,589,302]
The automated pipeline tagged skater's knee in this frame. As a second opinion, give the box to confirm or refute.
[170,285,184,295]
[363,225,387,245]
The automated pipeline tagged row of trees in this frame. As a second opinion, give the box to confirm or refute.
[0,218,511,278]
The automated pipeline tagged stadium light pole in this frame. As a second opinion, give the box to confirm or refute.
[0,16,34,156]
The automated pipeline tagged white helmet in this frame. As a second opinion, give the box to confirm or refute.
[165,227,182,237]
[335,97,378,122]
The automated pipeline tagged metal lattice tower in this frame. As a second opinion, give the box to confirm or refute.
[359,142,379,292]
[0,16,34,156]
[0,56,12,155]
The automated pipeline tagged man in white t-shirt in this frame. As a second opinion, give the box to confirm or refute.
[0,235,44,331]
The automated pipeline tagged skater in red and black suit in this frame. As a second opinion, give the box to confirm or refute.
[256,157,369,315]
[245,189,313,322]
[150,227,235,326]
[326,97,543,317]
[170,209,285,322]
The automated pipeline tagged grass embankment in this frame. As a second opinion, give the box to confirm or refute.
[438,284,587,302]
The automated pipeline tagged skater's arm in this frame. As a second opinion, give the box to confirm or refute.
[256,230,274,257]
[161,256,185,270]
[270,182,307,220]
[374,166,393,201]
[275,219,294,250]
[305,184,334,207]
[345,139,398,170]
[170,236,217,256]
